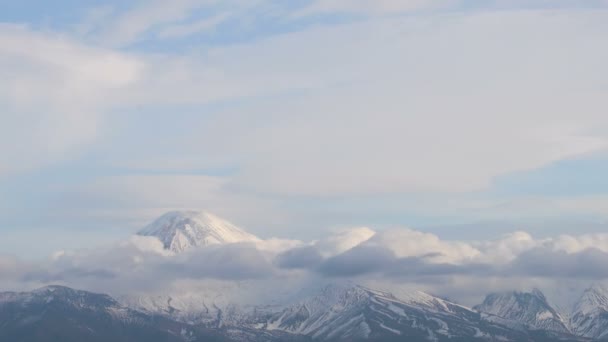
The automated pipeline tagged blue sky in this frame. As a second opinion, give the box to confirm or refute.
[2,0,608,258]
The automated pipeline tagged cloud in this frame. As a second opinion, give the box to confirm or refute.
[547,232,608,254]
[0,24,142,177]
[275,246,324,269]
[275,228,608,282]
[367,229,480,263]
[312,238,489,279]
[474,231,537,264]
[318,245,395,277]
[22,268,116,283]
[0,256,26,279]
[45,174,287,237]
[9,225,608,299]
[84,0,272,46]
[314,227,376,257]
[5,2,608,292]
[166,244,275,280]
[255,238,305,254]
[296,0,608,17]
[27,239,278,293]
[174,10,608,196]
[509,248,608,279]
[294,0,458,16]
[6,7,608,244]
[157,12,230,39]
[87,0,208,46]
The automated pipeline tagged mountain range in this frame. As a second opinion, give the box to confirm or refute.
[3,210,608,341]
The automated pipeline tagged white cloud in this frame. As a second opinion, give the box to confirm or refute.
[90,0,211,47]
[5,3,608,258]
[314,227,376,257]
[84,0,269,46]
[255,238,305,254]
[157,12,230,39]
[295,0,459,16]
[9,222,608,302]
[8,8,608,196]
[474,231,537,264]
[50,174,288,237]
[119,10,608,196]
[366,229,481,263]
[0,24,143,177]
[129,235,174,256]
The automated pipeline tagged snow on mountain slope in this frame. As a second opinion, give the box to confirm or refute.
[0,285,120,313]
[265,283,531,341]
[119,279,309,329]
[0,286,306,342]
[570,285,608,339]
[121,281,538,340]
[121,282,272,327]
[0,285,207,342]
[137,211,261,253]
[6,284,592,341]
[474,289,570,333]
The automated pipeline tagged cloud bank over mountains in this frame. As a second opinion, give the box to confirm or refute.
[3,211,608,306]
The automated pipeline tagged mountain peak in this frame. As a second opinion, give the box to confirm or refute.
[137,210,261,253]
[474,289,569,333]
[31,285,83,296]
[570,284,608,338]
[588,283,608,294]
[573,284,608,316]
[268,282,528,341]
[531,288,546,300]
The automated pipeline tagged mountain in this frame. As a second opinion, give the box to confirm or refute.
[264,283,541,341]
[1,284,591,341]
[121,282,278,328]
[137,211,261,253]
[0,285,309,342]
[0,285,229,342]
[121,281,585,341]
[474,289,570,333]
[474,286,608,340]
[570,285,608,339]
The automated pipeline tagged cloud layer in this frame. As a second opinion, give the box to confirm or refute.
[5,225,608,307]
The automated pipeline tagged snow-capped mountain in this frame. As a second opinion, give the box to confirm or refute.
[570,285,608,339]
[121,281,279,328]
[474,285,608,340]
[1,284,590,341]
[264,283,540,341]
[0,285,218,342]
[473,288,570,333]
[137,211,261,253]
[0,285,306,342]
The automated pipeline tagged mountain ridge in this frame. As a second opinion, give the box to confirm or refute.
[1,284,596,341]
[473,288,570,333]
[475,286,608,340]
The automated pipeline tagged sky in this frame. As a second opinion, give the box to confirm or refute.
[3,0,608,259]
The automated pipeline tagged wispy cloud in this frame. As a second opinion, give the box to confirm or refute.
[0,24,142,177]
[86,0,210,47]
[157,12,230,39]
[293,0,459,17]
[3,0,608,259]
